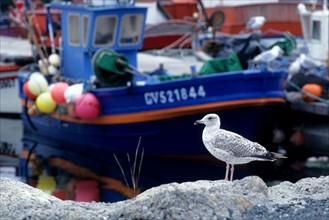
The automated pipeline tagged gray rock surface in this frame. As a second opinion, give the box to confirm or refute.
[1,176,328,220]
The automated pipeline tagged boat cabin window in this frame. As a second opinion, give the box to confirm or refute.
[68,14,80,46]
[82,15,89,46]
[93,15,117,46]
[119,14,144,45]
[311,20,321,41]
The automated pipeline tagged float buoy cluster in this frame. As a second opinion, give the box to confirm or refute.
[23,54,101,120]
[38,53,61,76]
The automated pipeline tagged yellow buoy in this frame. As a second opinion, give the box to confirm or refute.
[28,72,49,96]
[36,176,56,195]
[36,92,57,113]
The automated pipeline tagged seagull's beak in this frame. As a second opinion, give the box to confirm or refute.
[194,120,203,125]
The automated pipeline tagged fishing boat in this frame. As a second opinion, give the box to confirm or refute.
[7,0,309,51]
[0,36,34,117]
[140,0,309,50]
[284,2,329,158]
[0,0,60,117]
[0,63,22,117]
[16,0,289,202]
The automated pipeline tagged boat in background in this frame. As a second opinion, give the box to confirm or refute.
[0,63,23,117]
[6,0,310,51]
[140,0,313,50]
[284,2,328,161]
[15,0,290,202]
[0,36,34,117]
[204,1,305,36]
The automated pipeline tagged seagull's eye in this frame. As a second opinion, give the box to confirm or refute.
[208,116,214,120]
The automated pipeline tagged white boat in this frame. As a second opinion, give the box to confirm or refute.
[285,1,329,156]
[0,36,32,116]
[298,1,329,62]
[0,67,21,116]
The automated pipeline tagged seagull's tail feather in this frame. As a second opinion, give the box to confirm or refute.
[249,151,287,161]
[271,152,287,159]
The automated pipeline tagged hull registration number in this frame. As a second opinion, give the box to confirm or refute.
[144,85,206,105]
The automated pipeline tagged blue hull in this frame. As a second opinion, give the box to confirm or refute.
[19,69,286,156]
[22,104,277,156]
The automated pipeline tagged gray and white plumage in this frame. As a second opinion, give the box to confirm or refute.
[297,3,308,14]
[288,57,302,79]
[194,113,286,181]
[288,53,323,79]
[299,53,323,69]
[245,16,266,30]
[252,45,283,63]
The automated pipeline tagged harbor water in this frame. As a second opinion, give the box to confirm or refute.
[1,115,328,185]
[0,117,23,179]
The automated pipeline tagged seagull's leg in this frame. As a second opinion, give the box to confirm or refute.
[230,165,234,181]
[224,163,230,181]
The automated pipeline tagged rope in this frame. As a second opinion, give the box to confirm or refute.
[287,81,329,105]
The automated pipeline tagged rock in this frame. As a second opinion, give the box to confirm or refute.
[1,176,328,220]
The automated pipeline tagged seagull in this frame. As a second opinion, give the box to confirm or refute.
[288,57,302,79]
[194,113,286,181]
[245,16,266,31]
[297,3,308,14]
[252,45,284,64]
[299,53,323,69]
[288,53,324,79]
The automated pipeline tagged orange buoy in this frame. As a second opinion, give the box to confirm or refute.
[67,102,77,118]
[50,82,70,104]
[23,82,37,99]
[27,105,37,116]
[301,84,322,102]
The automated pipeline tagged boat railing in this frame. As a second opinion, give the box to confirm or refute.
[82,0,135,6]
[248,59,290,72]
[144,48,195,59]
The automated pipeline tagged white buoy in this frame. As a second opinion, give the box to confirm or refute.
[64,83,84,103]
[48,54,61,67]
[47,65,58,75]
[28,72,49,96]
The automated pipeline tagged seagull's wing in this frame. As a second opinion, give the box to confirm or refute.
[288,59,301,75]
[253,50,274,62]
[245,17,256,30]
[301,56,322,69]
[246,142,274,160]
[211,129,266,158]
[297,3,307,14]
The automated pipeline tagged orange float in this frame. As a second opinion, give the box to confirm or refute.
[23,82,37,99]
[301,84,322,102]
[50,82,70,104]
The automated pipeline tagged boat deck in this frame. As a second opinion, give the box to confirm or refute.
[290,101,329,116]
[0,36,32,57]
